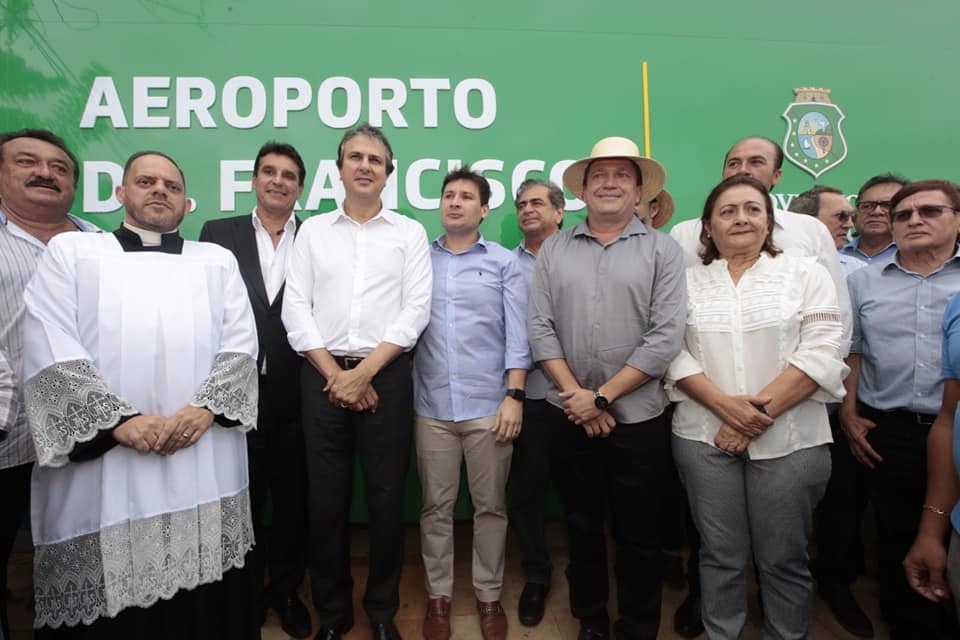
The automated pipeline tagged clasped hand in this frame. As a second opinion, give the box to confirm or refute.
[325,367,379,412]
[113,405,215,455]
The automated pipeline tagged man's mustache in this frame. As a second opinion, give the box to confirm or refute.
[26,177,61,192]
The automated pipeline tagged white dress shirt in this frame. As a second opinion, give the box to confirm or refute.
[670,207,853,356]
[251,208,297,304]
[666,254,847,460]
[282,207,432,356]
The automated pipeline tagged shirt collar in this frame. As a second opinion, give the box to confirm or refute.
[251,208,297,233]
[0,207,101,246]
[883,245,960,275]
[573,215,647,239]
[433,233,487,254]
[113,224,184,254]
[332,205,396,226]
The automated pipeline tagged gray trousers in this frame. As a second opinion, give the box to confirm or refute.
[673,436,830,640]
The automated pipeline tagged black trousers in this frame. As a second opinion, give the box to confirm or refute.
[301,354,413,627]
[247,385,309,606]
[0,462,32,640]
[507,398,553,585]
[813,411,869,586]
[861,404,957,637]
[546,403,667,640]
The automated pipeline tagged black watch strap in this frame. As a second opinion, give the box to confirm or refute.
[506,388,526,401]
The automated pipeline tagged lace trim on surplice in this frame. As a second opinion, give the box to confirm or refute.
[25,359,139,468]
[33,490,254,628]
[190,352,258,431]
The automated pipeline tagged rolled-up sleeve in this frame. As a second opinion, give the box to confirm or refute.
[788,262,848,401]
[625,238,687,378]
[527,237,565,363]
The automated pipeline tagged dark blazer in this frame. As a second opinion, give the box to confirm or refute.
[200,214,303,426]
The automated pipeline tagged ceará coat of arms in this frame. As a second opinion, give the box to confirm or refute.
[782,87,847,178]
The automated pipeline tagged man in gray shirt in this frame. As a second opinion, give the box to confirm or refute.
[528,136,686,640]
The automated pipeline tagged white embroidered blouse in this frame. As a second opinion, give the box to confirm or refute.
[666,254,847,460]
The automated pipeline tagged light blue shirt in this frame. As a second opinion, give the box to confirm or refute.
[515,241,549,401]
[941,294,960,532]
[849,250,960,414]
[414,234,531,421]
[840,237,897,264]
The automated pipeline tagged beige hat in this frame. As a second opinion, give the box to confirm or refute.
[649,189,675,229]
[562,136,667,203]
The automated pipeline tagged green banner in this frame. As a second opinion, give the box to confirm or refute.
[4,0,959,245]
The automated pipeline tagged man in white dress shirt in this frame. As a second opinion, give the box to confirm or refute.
[668,136,851,638]
[282,123,432,640]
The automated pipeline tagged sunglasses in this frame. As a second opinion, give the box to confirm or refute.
[890,204,960,224]
[856,200,892,213]
[828,211,856,223]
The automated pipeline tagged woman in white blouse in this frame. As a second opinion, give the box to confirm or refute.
[667,175,847,639]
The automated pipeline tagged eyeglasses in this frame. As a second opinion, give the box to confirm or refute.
[856,200,892,213]
[828,211,856,223]
[890,204,960,224]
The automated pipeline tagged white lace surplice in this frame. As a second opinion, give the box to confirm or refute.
[21,233,258,628]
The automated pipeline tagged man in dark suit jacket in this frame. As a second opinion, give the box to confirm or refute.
[199,141,311,639]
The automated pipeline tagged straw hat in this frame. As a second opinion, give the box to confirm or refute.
[648,189,675,229]
[562,136,666,203]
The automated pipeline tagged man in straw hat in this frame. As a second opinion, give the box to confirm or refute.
[528,136,687,640]
[636,188,674,228]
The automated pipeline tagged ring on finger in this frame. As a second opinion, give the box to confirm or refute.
[181,432,190,439]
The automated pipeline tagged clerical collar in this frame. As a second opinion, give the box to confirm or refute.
[114,223,184,254]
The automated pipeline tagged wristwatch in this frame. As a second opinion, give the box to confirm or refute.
[593,390,609,410]
[505,388,526,401]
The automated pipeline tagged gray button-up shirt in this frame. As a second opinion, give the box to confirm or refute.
[528,217,687,423]
[848,250,960,414]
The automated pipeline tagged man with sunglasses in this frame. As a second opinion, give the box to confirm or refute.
[789,185,872,636]
[841,180,960,639]
[841,174,907,265]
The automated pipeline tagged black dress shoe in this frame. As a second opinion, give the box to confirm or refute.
[578,624,610,640]
[674,592,704,638]
[271,593,313,639]
[518,582,549,626]
[314,616,353,640]
[819,583,874,638]
[371,620,402,640]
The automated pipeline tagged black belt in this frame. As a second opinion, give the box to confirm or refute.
[860,404,936,426]
[334,355,365,370]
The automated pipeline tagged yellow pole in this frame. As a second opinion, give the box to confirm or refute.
[642,61,651,156]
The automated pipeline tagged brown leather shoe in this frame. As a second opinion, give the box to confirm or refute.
[423,597,451,640]
[476,599,507,640]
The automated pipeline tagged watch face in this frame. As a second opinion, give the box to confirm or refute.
[594,394,609,410]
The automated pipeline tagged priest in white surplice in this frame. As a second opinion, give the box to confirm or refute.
[22,151,260,639]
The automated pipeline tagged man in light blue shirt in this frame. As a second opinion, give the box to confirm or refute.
[840,173,906,265]
[413,167,530,640]
[841,179,960,638]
